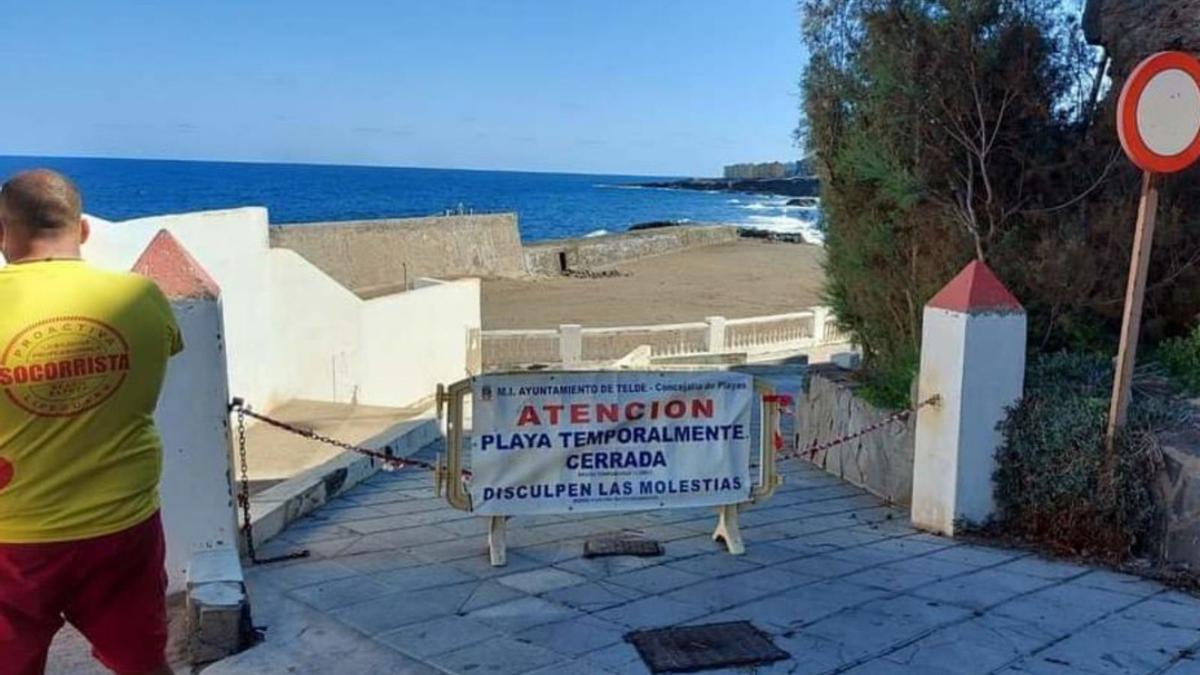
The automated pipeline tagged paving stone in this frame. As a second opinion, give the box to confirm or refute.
[455,580,529,614]
[375,614,501,659]
[661,576,781,612]
[1119,595,1200,631]
[542,581,644,612]
[497,568,588,594]
[664,553,762,578]
[778,553,872,579]
[331,549,427,575]
[993,556,1092,581]
[883,614,1055,674]
[727,581,886,631]
[372,563,478,591]
[330,587,459,635]
[467,596,583,633]
[842,564,940,592]
[826,545,912,567]
[594,595,710,630]
[1025,616,1199,675]
[447,551,544,579]
[253,559,360,590]
[925,545,1024,568]
[1162,655,1200,674]
[911,569,1056,611]
[583,642,649,674]
[993,584,1138,636]
[1070,570,1167,598]
[736,541,812,566]
[882,555,977,580]
[554,553,661,579]
[432,635,564,675]
[515,615,628,657]
[287,575,396,611]
[606,564,706,594]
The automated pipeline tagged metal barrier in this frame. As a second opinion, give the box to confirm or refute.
[434,372,784,566]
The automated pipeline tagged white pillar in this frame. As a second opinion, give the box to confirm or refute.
[911,261,1026,536]
[813,306,831,342]
[132,230,241,592]
[559,324,582,368]
[706,316,727,353]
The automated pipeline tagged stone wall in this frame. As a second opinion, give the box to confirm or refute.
[794,365,916,505]
[270,214,525,293]
[524,225,740,275]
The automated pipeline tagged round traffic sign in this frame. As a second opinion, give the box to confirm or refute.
[1118,51,1200,174]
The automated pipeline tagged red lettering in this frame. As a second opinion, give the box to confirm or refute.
[543,404,563,425]
[692,398,714,418]
[625,402,645,420]
[517,406,541,426]
[569,404,589,424]
[0,368,10,386]
[664,400,686,418]
[73,358,86,375]
[13,367,27,384]
[116,353,130,371]
[58,360,73,377]
[28,365,43,382]
[596,403,618,423]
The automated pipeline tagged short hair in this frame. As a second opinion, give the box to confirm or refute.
[0,169,83,233]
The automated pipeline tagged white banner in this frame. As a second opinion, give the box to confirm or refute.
[469,371,753,515]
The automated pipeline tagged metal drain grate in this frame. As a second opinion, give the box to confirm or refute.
[583,535,664,558]
[626,621,790,673]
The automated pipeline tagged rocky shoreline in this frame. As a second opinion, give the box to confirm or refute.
[635,175,820,198]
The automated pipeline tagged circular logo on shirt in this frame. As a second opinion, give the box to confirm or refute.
[1,317,132,417]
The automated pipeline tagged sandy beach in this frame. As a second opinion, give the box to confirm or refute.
[482,239,826,329]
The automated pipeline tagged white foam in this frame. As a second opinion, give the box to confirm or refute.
[583,229,610,238]
[742,214,825,244]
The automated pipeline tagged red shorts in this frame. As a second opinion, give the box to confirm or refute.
[0,512,168,675]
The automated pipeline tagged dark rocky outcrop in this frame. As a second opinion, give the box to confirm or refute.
[636,176,820,198]
[786,197,820,208]
[1084,0,1200,74]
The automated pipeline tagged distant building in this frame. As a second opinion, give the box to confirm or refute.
[722,161,806,180]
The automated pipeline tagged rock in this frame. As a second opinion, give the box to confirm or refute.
[786,197,820,208]
[627,220,685,231]
[1084,0,1200,75]
[737,228,808,245]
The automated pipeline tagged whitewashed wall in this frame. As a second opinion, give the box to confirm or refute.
[1,207,482,410]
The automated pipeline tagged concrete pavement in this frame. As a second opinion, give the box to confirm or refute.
[203,445,1200,675]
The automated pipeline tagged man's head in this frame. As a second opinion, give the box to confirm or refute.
[0,169,89,263]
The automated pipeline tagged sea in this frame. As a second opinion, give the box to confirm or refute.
[0,156,822,244]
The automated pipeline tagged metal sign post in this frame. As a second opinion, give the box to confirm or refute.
[1106,51,1200,457]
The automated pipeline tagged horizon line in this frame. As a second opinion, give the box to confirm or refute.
[0,152,720,180]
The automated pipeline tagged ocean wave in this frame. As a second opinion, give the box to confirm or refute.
[742,202,771,211]
[726,198,741,204]
[583,229,610,238]
[742,214,825,244]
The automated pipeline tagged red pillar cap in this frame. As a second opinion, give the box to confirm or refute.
[131,230,220,300]
[927,260,1022,314]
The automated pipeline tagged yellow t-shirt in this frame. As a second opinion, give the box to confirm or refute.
[0,259,183,543]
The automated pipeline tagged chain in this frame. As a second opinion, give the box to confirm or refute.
[228,393,937,565]
[232,398,310,565]
[778,395,941,463]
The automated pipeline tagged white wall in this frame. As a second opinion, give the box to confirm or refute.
[156,297,238,593]
[6,207,481,412]
[360,278,481,406]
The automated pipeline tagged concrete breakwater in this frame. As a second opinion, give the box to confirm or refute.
[271,214,758,292]
[523,224,741,275]
[269,214,524,296]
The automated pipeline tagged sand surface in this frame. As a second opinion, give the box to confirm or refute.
[482,240,826,329]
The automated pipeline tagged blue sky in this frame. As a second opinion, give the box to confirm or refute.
[0,1,804,177]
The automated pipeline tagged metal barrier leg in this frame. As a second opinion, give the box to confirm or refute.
[713,503,745,555]
[488,516,508,566]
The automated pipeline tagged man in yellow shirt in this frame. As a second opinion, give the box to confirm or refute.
[0,170,182,675]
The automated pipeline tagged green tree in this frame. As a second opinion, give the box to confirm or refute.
[801,0,1200,406]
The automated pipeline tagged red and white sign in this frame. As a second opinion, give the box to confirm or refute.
[1118,51,1200,174]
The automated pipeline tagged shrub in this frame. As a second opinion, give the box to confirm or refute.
[992,352,1189,560]
[1158,324,1200,395]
